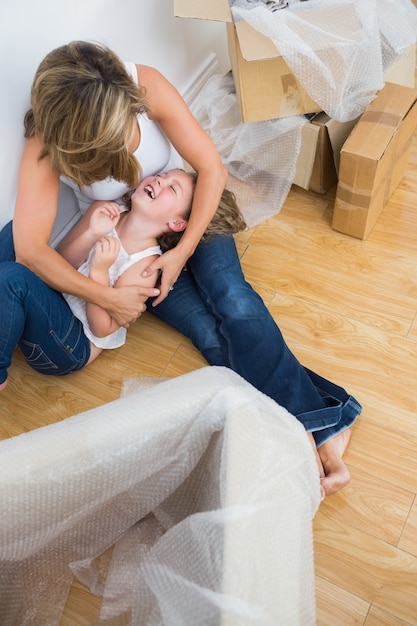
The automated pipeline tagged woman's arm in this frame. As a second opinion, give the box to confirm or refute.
[136,65,228,304]
[13,137,158,325]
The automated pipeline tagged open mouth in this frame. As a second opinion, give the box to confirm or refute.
[144,184,155,199]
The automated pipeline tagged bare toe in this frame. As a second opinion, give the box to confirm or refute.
[320,465,350,496]
[318,429,352,496]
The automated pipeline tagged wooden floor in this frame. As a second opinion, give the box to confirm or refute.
[2,111,417,625]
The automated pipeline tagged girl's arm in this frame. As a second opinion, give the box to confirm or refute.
[13,137,158,325]
[136,65,228,304]
[86,248,160,338]
[57,200,122,268]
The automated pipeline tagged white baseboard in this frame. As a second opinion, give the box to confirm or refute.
[181,53,219,106]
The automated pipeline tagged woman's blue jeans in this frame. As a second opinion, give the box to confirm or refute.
[0,221,361,446]
[0,223,90,384]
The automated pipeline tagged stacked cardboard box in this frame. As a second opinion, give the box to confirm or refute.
[292,42,416,195]
[175,1,416,126]
[175,0,321,123]
[175,1,416,199]
[332,82,417,239]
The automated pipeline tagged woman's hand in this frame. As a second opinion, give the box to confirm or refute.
[105,284,161,327]
[143,246,188,306]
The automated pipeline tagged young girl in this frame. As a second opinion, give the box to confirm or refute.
[58,169,246,364]
[57,170,193,365]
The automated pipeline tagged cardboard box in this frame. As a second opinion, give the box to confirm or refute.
[174,0,320,122]
[293,43,416,194]
[332,82,417,240]
[175,1,416,124]
[293,113,358,194]
[293,43,415,195]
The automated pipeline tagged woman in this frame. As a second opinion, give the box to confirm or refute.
[12,40,227,322]
[0,41,361,495]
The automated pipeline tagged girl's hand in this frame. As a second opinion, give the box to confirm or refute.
[90,236,121,276]
[88,202,122,239]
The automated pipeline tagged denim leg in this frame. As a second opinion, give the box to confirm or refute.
[186,235,325,413]
[304,368,362,447]
[186,235,362,434]
[0,262,90,384]
[147,268,228,366]
[0,221,15,262]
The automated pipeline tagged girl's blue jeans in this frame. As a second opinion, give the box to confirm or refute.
[0,221,361,446]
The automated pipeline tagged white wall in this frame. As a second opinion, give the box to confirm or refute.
[0,0,229,227]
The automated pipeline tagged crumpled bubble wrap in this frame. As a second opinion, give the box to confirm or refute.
[0,367,320,625]
[231,0,417,121]
[190,72,307,228]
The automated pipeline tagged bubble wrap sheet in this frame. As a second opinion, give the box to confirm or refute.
[231,0,417,121]
[190,72,307,227]
[0,367,321,625]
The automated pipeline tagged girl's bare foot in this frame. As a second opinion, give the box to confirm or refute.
[0,379,8,392]
[318,429,352,496]
[308,432,326,501]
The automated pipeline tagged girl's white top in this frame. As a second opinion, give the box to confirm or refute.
[63,229,161,349]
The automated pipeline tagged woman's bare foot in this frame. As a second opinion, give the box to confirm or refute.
[318,429,352,496]
[308,432,326,501]
[0,379,8,392]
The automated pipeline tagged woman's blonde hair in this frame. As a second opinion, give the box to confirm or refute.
[123,170,247,252]
[24,41,147,188]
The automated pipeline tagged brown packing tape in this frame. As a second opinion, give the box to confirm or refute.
[336,185,371,209]
[333,175,390,238]
[360,111,402,127]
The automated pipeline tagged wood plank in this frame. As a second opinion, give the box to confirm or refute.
[314,512,417,625]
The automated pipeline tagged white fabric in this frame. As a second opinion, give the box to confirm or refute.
[63,231,161,349]
[0,367,321,625]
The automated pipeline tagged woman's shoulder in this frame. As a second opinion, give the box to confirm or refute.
[20,136,60,187]
[134,65,170,94]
